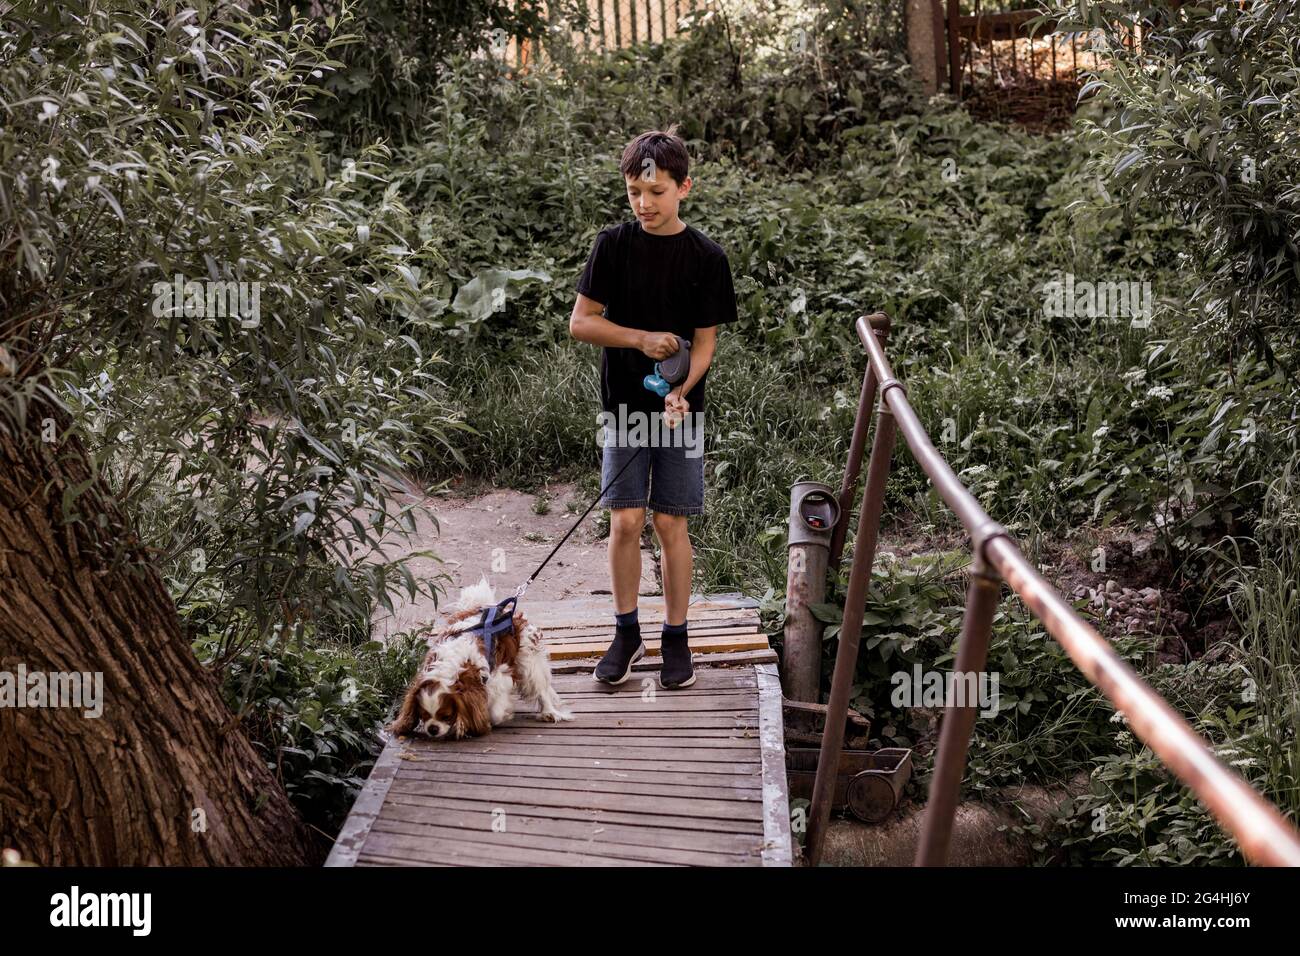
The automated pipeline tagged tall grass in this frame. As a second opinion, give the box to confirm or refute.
[1227,467,1300,821]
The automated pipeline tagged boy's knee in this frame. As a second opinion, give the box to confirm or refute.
[652,511,688,539]
[610,507,646,538]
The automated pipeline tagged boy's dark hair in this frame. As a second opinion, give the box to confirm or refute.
[620,125,689,187]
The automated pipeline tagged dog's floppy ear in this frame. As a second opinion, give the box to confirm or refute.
[389,679,424,737]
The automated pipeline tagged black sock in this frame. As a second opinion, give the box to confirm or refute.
[662,620,688,640]
[615,608,639,632]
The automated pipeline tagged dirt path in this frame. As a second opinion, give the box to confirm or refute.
[369,481,660,641]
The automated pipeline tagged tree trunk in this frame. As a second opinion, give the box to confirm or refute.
[0,410,313,865]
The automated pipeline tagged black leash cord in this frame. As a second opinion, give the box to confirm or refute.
[519,442,649,595]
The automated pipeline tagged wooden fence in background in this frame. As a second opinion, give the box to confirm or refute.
[502,0,719,69]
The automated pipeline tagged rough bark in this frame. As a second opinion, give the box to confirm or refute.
[0,410,313,865]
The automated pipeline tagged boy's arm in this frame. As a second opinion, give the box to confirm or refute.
[569,293,646,350]
[668,324,718,407]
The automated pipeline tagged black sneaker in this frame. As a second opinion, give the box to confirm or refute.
[593,626,646,685]
[658,632,696,689]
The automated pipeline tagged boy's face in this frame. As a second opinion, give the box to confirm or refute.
[625,164,690,231]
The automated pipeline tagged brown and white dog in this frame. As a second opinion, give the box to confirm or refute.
[390,578,575,740]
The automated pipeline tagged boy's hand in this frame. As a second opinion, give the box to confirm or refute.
[664,389,689,428]
[640,331,680,360]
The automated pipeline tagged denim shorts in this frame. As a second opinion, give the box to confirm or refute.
[598,419,705,516]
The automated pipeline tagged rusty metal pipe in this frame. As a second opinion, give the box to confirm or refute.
[986,535,1300,868]
[915,554,1002,865]
[847,311,1300,867]
[784,540,831,703]
[806,405,897,866]
[829,365,876,572]
[856,315,997,540]
[830,315,890,570]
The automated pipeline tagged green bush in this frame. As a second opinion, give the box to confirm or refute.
[197,626,426,846]
[1047,0,1300,366]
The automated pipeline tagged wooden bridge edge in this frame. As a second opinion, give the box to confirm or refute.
[324,730,402,867]
[755,662,794,867]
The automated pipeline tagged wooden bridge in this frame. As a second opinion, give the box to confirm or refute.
[326,593,793,867]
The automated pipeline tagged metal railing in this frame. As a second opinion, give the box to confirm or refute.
[806,312,1300,867]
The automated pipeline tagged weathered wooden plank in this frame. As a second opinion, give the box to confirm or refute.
[543,630,767,647]
[361,828,678,867]
[395,766,762,802]
[544,676,758,692]
[540,633,763,647]
[755,662,794,867]
[542,617,761,637]
[546,668,757,690]
[528,612,761,628]
[545,648,778,672]
[373,802,766,857]
[543,634,764,650]
[532,686,758,702]
[395,764,759,801]
[502,690,760,708]
[386,777,765,821]
[324,733,403,867]
[406,740,759,763]
[447,707,759,723]
[519,593,758,615]
[522,597,757,614]
[488,733,759,749]
[496,717,759,733]
[545,635,770,659]
[533,691,757,705]
[395,750,762,775]
[369,817,762,867]
[355,852,455,867]
[489,727,760,742]
[537,617,760,631]
[381,790,766,835]
[391,757,761,790]
[432,731,760,750]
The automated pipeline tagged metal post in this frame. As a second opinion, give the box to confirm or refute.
[805,403,897,865]
[947,0,961,96]
[784,482,841,703]
[830,315,889,571]
[915,546,1002,866]
[931,0,948,91]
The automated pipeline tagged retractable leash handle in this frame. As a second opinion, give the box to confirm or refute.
[643,336,692,397]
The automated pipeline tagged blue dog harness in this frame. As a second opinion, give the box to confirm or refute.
[461,595,518,674]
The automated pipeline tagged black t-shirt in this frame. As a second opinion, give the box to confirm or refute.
[575,220,739,416]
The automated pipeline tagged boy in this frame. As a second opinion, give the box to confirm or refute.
[569,125,738,690]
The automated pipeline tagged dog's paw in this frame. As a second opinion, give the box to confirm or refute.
[542,706,576,723]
